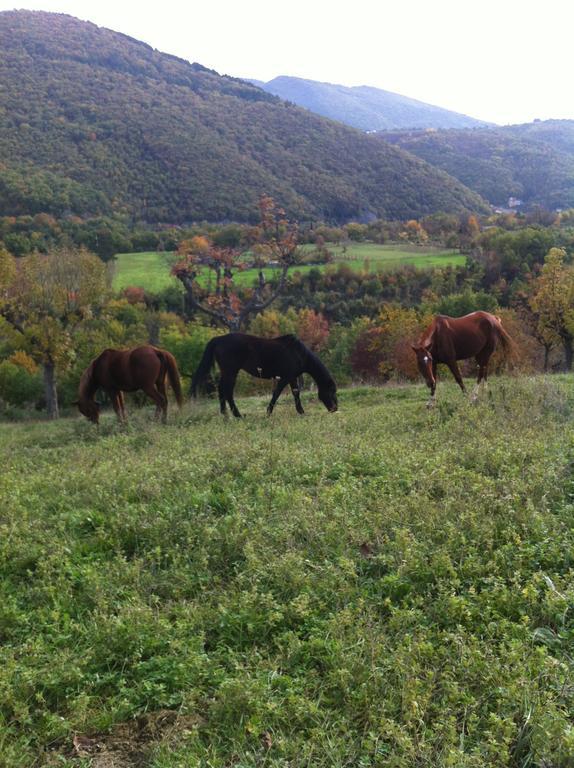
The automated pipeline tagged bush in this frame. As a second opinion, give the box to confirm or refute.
[0,360,42,406]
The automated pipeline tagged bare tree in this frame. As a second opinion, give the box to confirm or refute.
[172,196,299,332]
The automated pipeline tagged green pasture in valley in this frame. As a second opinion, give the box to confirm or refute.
[1,377,574,766]
[112,251,180,293]
[111,244,465,294]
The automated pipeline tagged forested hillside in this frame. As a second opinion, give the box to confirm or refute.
[381,121,574,210]
[0,11,489,223]
[252,76,489,131]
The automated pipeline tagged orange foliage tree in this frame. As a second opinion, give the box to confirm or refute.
[350,305,424,382]
[0,245,108,417]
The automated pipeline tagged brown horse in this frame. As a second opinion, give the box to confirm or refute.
[412,311,514,406]
[75,345,183,424]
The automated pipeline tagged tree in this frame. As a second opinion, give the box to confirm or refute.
[529,248,574,370]
[172,196,299,332]
[0,246,108,417]
[400,220,429,245]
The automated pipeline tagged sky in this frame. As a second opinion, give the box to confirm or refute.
[1,0,572,125]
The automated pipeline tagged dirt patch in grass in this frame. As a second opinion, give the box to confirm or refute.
[47,710,205,767]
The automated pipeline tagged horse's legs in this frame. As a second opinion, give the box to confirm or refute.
[290,379,305,415]
[218,377,227,415]
[157,377,169,420]
[221,370,241,418]
[143,384,168,423]
[110,390,124,423]
[472,348,494,400]
[446,360,466,393]
[118,391,127,421]
[266,377,290,416]
[427,362,438,408]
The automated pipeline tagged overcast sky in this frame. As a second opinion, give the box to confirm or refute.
[1,0,571,125]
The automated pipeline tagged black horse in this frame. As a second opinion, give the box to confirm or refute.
[191,333,338,417]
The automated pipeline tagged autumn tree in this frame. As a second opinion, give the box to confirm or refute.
[172,196,299,332]
[529,248,574,370]
[400,220,429,245]
[350,306,425,382]
[0,245,108,417]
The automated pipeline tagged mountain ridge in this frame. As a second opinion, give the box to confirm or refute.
[0,10,489,223]
[249,75,491,131]
[380,120,574,210]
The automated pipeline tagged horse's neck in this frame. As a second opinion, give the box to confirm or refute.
[79,365,98,401]
[422,324,437,352]
[303,351,330,387]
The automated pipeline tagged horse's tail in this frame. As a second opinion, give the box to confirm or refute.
[191,337,219,397]
[493,316,516,362]
[159,350,183,408]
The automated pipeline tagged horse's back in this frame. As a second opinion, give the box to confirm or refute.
[213,332,307,378]
[433,311,500,360]
[93,345,162,390]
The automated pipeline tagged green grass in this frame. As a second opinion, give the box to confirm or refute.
[1,378,574,766]
[112,251,180,293]
[111,244,464,293]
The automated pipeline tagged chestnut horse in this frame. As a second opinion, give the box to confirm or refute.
[75,345,183,424]
[191,333,338,417]
[412,311,514,406]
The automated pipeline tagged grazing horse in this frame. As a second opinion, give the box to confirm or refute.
[412,311,514,406]
[75,345,183,424]
[191,333,338,417]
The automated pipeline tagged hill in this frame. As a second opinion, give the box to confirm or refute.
[2,378,574,765]
[0,11,489,224]
[250,76,490,131]
[381,121,574,210]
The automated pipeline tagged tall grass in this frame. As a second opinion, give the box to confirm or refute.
[1,378,573,766]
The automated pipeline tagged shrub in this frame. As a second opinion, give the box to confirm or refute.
[0,360,42,406]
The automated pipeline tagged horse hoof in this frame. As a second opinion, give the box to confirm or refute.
[426,399,436,409]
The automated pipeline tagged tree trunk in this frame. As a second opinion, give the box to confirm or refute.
[43,361,59,419]
[543,344,550,373]
[563,336,573,371]
[146,314,160,345]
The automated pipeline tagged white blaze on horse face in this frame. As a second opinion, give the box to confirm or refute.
[423,355,429,364]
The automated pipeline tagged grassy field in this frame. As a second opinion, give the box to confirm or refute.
[111,244,465,294]
[1,377,574,766]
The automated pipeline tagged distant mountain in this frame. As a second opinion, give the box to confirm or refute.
[380,121,574,210]
[0,11,489,226]
[249,76,490,131]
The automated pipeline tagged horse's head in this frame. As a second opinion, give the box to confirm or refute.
[74,397,101,424]
[411,344,435,390]
[318,381,338,413]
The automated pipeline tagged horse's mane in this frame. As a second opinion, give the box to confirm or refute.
[275,334,307,353]
[418,320,437,349]
[78,360,96,399]
[275,334,334,387]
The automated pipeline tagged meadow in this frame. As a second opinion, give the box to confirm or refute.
[111,244,464,293]
[1,377,574,766]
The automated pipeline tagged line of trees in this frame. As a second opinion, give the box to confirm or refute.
[2,196,574,418]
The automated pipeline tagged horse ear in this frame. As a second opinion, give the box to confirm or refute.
[411,344,418,351]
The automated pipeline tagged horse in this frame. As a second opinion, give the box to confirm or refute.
[191,333,338,417]
[411,311,514,406]
[75,345,183,424]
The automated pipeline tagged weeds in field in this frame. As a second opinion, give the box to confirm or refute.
[0,378,573,766]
